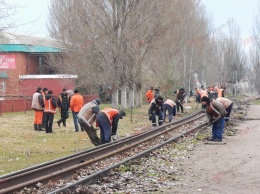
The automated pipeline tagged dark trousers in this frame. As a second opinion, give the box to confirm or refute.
[196,94,201,103]
[78,119,101,146]
[225,103,233,122]
[72,111,79,132]
[45,113,54,133]
[42,112,46,127]
[212,117,225,140]
[96,113,111,144]
[176,101,184,113]
[151,110,163,127]
[163,104,176,122]
[58,109,69,126]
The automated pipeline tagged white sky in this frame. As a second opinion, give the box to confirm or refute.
[5,0,260,45]
[6,0,50,37]
[201,0,259,44]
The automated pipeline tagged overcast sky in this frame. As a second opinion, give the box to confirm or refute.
[7,0,260,44]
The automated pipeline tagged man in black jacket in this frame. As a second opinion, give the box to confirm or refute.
[57,88,70,127]
[175,88,185,113]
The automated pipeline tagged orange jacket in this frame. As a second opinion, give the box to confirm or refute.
[70,93,84,112]
[146,90,154,103]
[101,108,119,125]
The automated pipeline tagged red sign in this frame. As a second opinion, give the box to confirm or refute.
[0,54,16,69]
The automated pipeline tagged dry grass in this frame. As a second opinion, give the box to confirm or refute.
[0,101,196,176]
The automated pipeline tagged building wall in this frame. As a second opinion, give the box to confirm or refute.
[0,52,77,98]
[0,53,24,96]
[19,78,76,97]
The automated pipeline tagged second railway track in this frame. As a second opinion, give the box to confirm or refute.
[0,111,207,194]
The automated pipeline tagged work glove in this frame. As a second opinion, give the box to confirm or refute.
[149,115,152,121]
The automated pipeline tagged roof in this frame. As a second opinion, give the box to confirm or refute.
[0,31,65,53]
[19,74,78,79]
[0,72,8,78]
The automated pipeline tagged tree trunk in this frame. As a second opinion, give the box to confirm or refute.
[128,86,135,108]
[111,89,119,108]
[121,85,127,109]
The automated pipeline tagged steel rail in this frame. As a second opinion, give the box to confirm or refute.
[49,121,208,194]
[0,111,203,194]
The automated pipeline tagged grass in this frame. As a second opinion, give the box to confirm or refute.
[0,101,196,176]
[252,99,260,105]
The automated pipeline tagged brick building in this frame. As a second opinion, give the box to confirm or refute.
[0,31,77,98]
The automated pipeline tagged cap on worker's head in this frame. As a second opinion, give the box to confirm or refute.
[74,89,79,93]
[119,110,126,119]
[36,87,42,92]
[43,88,48,92]
[156,94,163,100]
[94,98,101,105]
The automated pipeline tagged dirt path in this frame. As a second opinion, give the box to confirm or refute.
[171,104,260,194]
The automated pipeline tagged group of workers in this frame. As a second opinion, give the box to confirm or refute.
[31,87,126,145]
[31,84,233,146]
[146,85,233,142]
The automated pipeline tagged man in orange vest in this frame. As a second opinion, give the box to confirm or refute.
[146,87,154,103]
[41,88,48,129]
[44,90,57,133]
[96,108,126,144]
[70,89,84,132]
[201,96,226,142]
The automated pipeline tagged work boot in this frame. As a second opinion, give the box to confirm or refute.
[37,124,44,131]
[34,124,38,131]
[57,121,61,127]
[214,138,222,142]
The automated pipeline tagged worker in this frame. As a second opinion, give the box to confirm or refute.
[201,96,226,142]
[216,97,233,122]
[199,85,209,112]
[57,88,70,127]
[163,99,176,122]
[195,87,200,103]
[96,108,126,144]
[31,87,44,131]
[70,89,84,132]
[44,90,57,133]
[146,87,154,103]
[78,98,101,146]
[175,88,185,113]
[148,94,164,127]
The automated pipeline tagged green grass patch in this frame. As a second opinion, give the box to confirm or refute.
[0,104,152,175]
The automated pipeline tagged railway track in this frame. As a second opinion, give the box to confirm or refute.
[0,111,207,194]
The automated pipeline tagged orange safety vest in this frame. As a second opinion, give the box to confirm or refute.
[44,98,56,114]
[199,90,208,99]
[101,108,119,125]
